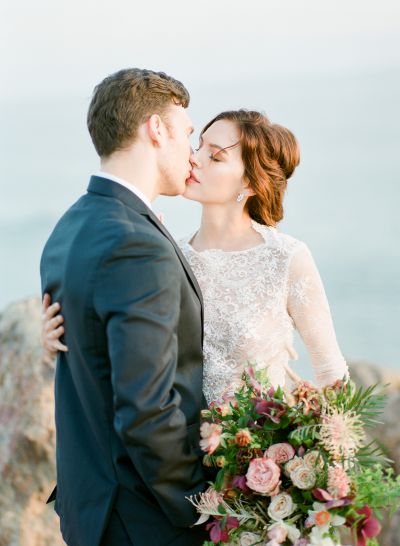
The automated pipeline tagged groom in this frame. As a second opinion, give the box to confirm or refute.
[40,69,208,546]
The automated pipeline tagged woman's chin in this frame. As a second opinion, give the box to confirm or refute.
[183,185,202,202]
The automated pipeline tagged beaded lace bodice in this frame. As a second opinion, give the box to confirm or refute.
[179,222,349,405]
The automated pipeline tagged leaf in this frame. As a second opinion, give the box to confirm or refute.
[215,469,225,491]
[288,424,321,443]
[218,503,227,515]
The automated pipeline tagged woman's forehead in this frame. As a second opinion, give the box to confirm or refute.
[202,119,240,146]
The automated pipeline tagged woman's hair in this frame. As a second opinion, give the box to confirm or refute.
[201,110,300,226]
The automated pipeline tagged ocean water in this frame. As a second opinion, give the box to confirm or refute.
[1,69,399,376]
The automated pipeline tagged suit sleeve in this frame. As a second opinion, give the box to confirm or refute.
[94,230,206,527]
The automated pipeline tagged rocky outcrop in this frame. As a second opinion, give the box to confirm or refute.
[0,299,399,545]
[348,362,400,546]
[349,362,400,473]
[0,298,63,546]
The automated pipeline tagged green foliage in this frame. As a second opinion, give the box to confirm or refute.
[333,381,388,428]
[288,424,321,444]
[351,464,400,518]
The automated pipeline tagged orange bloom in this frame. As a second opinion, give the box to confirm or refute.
[235,429,252,446]
[315,510,331,526]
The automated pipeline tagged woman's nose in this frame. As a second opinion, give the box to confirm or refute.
[190,148,202,168]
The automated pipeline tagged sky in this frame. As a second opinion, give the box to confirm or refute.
[1,0,399,370]
[2,0,400,102]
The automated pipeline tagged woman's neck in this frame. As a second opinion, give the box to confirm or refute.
[190,204,264,251]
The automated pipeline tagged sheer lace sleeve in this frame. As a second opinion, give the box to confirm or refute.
[287,243,349,387]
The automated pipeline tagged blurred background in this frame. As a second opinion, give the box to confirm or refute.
[1,0,399,376]
[1,2,400,545]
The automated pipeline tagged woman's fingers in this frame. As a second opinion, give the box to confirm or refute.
[53,341,69,352]
[42,293,51,312]
[48,325,65,339]
[44,302,61,321]
[42,314,64,336]
[44,315,64,332]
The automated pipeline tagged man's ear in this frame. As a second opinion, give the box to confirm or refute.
[147,114,165,147]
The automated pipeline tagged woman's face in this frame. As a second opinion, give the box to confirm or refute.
[184,119,246,204]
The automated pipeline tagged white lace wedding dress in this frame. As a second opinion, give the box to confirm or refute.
[179,221,349,405]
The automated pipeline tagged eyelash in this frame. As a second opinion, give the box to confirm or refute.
[194,145,220,162]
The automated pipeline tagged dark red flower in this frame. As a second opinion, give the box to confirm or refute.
[355,505,381,546]
[206,516,240,543]
[232,474,251,493]
[253,398,286,424]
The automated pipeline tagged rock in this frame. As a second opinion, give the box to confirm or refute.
[349,362,400,472]
[349,362,400,546]
[0,298,64,546]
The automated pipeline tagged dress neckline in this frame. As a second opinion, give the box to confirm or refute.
[183,221,275,255]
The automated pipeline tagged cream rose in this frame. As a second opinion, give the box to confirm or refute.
[303,450,324,469]
[239,531,263,546]
[284,456,303,477]
[290,463,317,490]
[267,492,296,521]
[245,457,281,495]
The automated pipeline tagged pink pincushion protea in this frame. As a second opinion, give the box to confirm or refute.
[327,465,350,498]
[320,408,365,460]
[246,457,281,495]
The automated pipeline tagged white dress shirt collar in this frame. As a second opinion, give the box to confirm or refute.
[94,171,153,211]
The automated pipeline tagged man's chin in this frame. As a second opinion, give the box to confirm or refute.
[159,185,186,198]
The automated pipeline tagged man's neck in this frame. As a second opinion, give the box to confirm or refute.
[100,148,159,203]
[96,169,154,210]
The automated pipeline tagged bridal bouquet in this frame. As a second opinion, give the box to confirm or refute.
[188,369,400,546]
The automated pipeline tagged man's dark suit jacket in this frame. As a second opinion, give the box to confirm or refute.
[40,176,208,546]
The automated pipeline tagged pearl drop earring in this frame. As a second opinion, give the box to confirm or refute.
[236,192,245,203]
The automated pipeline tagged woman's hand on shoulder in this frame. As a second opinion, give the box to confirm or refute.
[41,293,68,364]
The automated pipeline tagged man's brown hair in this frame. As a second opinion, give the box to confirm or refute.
[87,68,190,158]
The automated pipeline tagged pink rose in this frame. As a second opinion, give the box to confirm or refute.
[245,457,281,495]
[266,442,296,464]
[200,423,222,455]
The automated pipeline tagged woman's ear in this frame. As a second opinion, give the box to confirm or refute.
[243,184,256,197]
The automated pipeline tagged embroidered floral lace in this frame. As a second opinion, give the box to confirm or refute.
[179,222,349,405]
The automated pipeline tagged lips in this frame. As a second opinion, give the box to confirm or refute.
[188,171,200,183]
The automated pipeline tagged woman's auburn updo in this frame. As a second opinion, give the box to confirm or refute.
[201,110,300,226]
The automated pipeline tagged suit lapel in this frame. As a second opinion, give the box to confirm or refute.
[143,209,204,308]
[87,176,204,308]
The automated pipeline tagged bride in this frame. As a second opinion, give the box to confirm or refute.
[42,109,349,403]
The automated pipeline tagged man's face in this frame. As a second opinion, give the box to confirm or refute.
[158,105,194,196]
